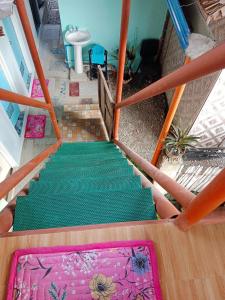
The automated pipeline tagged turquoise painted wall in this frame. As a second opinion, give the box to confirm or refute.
[58,0,167,67]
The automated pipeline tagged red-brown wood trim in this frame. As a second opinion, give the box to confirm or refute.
[113,0,131,139]
[1,219,173,237]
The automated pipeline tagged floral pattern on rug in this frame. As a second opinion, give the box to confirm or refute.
[10,243,161,300]
[24,115,46,139]
[31,79,49,98]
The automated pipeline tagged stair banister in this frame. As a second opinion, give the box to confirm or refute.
[0,141,61,200]
[0,88,50,110]
[116,42,225,109]
[113,0,131,140]
[114,140,195,208]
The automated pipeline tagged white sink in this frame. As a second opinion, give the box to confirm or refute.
[65,30,91,74]
[65,30,91,46]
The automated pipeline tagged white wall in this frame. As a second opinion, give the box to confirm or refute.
[190,69,225,148]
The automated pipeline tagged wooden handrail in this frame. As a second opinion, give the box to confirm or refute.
[16,0,61,140]
[131,163,180,219]
[113,0,131,139]
[0,88,50,110]
[98,66,115,139]
[151,56,190,165]
[175,168,225,230]
[116,42,225,109]
[0,141,61,200]
[98,66,114,104]
[114,139,195,208]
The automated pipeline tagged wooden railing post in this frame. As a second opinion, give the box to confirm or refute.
[175,168,225,230]
[151,56,190,165]
[113,0,131,140]
[16,0,61,140]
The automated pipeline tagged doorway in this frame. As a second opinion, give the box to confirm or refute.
[29,0,45,33]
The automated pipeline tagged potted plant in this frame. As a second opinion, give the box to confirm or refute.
[163,125,200,159]
[111,34,138,84]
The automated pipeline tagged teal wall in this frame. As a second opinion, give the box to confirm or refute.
[58,0,167,67]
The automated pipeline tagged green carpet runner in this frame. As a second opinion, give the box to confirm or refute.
[14,142,156,231]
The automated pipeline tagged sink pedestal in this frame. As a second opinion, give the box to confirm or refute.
[74,45,83,74]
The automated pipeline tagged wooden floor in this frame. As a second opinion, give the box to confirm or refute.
[0,221,225,299]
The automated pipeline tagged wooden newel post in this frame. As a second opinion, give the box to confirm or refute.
[113,0,131,140]
[175,168,225,230]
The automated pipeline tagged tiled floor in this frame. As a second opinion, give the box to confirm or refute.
[21,24,107,165]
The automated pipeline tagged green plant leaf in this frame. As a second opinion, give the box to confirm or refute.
[164,124,200,152]
[61,291,67,300]
[49,289,58,300]
[51,282,57,292]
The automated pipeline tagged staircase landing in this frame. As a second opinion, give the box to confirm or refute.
[0,221,225,299]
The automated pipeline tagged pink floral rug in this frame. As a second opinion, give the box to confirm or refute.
[31,79,49,98]
[7,241,162,300]
[24,115,46,139]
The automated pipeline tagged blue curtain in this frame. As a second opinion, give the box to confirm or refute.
[166,0,190,50]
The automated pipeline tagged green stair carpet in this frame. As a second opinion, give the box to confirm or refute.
[29,175,142,194]
[14,141,157,231]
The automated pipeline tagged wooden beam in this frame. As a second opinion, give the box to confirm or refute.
[114,139,195,208]
[0,141,61,200]
[0,88,50,110]
[113,0,131,139]
[16,0,61,140]
[116,42,225,109]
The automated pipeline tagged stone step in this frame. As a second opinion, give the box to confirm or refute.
[64,103,99,112]
[62,109,101,119]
